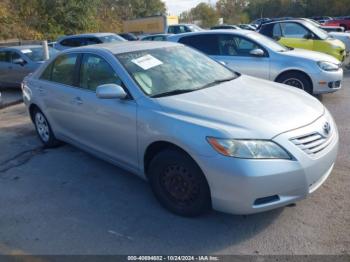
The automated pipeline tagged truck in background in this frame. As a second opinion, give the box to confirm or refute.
[123,15,179,35]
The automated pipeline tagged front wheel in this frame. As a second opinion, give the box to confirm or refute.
[276,72,313,94]
[33,108,60,148]
[148,149,211,217]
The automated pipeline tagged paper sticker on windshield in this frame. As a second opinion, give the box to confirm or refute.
[131,54,163,70]
[21,49,32,54]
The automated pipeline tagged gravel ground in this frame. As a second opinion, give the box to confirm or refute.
[0,73,349,255]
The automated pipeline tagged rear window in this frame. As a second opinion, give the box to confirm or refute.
[179,35,220,55]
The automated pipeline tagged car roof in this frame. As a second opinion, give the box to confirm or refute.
[169,29,255,38]
[64,41,181,55]
[0,45,43,50]
[58,33,116,40]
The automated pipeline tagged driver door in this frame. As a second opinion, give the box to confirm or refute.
[212,34,270,80]
[277,22,314,51]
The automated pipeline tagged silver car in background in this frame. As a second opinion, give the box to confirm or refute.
[54,33,126,51]
[0,45,58,88]
[168,30,343,94]
[22,42,338,216]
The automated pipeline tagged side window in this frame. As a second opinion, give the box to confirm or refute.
[218,35,261,56]
[281,23,309,38]
[40,62,54,81]
[0,51,10,62]
[61,38,81,47]
[79,54,122,91]
[179,35,219,55]
[168,26,175,34]
[85,37,102,45]
[272,24,282,39]
[10,52,22,63]
[51,53,79,86]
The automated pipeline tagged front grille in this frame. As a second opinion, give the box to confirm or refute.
[290,129,335,156]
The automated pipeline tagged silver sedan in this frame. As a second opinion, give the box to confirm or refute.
[22,42,338,216]
[168,30,343,94]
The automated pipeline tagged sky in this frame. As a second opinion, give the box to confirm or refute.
[164,0,217,15]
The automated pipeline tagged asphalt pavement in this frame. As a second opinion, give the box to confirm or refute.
[0,73,349,255]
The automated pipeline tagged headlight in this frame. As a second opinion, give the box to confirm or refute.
[207,137,291,159]
[317,61,339,71]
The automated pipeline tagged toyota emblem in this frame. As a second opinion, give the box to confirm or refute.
[323,122,331,136]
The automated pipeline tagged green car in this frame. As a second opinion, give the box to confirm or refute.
[259,19,346,61]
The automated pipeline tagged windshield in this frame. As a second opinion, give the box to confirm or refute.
[188,25,203,32]
[20,47,59,62]
[116,46,238,97]
[303,21,329,40]
[248,33,289,52]
[99,34,126,43]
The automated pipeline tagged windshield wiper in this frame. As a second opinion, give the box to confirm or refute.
[151,76,236,98]
[151,89,197,98]
[198,76,236,89]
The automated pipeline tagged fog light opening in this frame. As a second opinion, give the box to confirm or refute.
[254,195,280,206]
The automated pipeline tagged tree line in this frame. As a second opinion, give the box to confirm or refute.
[180,0,350,27]
[1,0,350,40]
[0,0,165,40]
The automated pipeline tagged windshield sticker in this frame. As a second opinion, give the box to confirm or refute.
[21,49,32,54]
[131,54,163,70]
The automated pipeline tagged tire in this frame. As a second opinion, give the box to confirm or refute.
[276,71,313,94]
[340,24,347,31]
[148,149,211,217]
[33,108,60,148]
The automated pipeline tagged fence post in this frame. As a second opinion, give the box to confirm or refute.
[42,40,49,60]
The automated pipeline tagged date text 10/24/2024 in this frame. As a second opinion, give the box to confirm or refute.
[127,256,220,261]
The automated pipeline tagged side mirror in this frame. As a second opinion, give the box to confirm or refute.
[273,36,281,41]
[250,48,265,57]
[304,33,313,39]
[13,58,26,66]
[96,84,127,99]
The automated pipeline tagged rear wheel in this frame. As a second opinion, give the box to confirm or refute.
[340,24,347,31]
[148,149,211,217]
[33,108,60,148]
[276,71,313,94]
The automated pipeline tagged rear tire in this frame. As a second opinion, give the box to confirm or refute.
[148,149,211,217]
[33,108,60,148]
[276,71,313,94]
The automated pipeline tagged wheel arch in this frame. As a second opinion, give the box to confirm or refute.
[28,103,41,122]
[274,69,313,89]
[143,141,198,178]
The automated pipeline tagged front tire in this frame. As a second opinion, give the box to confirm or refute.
[33,108,60,148]
[276,71,313,94]
[148,149,211,217]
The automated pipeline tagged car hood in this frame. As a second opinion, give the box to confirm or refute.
[281,48,341,64]
[155,75,324,139]
[329,32,350,40]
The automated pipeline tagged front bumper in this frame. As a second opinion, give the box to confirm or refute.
[194,112,339,215]
[310,68,343,94]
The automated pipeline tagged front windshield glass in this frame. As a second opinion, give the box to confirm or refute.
[20,47,59,62]
[116,46,238,97]
[99,34,125,43]
[188,25,203,32]
[248,33,289,52]
[303,21,329,40]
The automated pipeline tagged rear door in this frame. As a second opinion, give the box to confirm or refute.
[0,51,11,86]
[37,52,82,139]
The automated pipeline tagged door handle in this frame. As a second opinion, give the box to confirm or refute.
[73,97,83,105]
[37,86,45,95]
